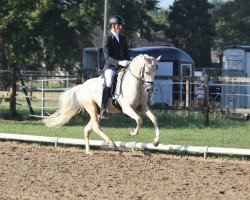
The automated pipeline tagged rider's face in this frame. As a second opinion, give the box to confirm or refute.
[112,24,122,33]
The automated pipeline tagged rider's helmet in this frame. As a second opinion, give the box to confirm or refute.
[109,16,125,27]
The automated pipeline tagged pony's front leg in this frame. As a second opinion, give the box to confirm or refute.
[142,106,160,146]
[122,105,142,136]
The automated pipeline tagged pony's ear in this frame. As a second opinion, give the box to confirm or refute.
[156,55,161,62]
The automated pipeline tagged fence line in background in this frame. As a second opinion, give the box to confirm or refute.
[6,68,80,118]
[3,68,250,124]
[19,77,78,117]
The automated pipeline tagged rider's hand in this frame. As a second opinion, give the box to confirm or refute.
[118,60,130,67]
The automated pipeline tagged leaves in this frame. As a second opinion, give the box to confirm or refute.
[0,0,164,71]
[0,0,103,71]
[108,0,163,42]
[0,0,249,71]
[167,0,214,68]
[211,0,250,50]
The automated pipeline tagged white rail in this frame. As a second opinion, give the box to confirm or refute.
[19,77,77,117]
[0,133,249,158]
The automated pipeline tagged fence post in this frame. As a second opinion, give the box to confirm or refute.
[203,74,210,126]
[186,79,189,108]
[29,76,32,98]
[76,69,83,84]
[41,80,45,117]
[17,69,34,115]
[10,67,17,118]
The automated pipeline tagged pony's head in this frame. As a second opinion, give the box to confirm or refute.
[130,54,161,93]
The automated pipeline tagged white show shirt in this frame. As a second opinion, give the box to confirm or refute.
[111,30,119,43]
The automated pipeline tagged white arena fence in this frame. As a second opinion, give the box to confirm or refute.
[0,133,249,158]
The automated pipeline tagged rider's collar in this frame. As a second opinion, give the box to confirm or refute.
[111,30,119,42]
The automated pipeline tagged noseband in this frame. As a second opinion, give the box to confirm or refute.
[128,62,157,87]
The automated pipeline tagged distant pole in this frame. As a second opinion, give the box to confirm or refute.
[203,74,210,126]
[186,79,189,108]
[103,0,108,37]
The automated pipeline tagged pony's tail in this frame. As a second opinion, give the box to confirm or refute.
[42,85,82,127]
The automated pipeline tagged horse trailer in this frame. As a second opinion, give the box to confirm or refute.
[83,46,195,108]
[221,45,250,110]
[82,47,105,79]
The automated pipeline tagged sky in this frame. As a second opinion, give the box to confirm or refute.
[159,0,229,9]
[159,0,174,9]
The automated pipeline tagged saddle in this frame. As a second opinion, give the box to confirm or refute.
[104,69,126,111]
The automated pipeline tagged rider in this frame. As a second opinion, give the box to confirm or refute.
[100,15,130,119]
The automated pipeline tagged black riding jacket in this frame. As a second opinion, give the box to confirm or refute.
[102,32,129,71]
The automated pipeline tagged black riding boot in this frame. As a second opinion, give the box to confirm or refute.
[100,86,111,119]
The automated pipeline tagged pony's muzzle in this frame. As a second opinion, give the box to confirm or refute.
[142,79,154,93]
[146,84,154,93]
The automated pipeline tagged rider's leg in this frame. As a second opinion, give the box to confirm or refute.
[100,69,116,119]
[100,85,111,119]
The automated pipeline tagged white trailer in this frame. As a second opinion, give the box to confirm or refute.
[221,45,250,109]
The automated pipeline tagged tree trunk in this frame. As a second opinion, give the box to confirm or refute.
[0,35,6,70]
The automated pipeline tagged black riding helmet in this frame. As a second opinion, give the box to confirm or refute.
[109,15,125,27]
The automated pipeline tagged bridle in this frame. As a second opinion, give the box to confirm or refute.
[128,61,158,87]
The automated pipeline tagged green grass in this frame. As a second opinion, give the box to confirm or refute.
[0,107,249,149]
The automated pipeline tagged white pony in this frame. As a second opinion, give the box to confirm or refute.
[43,54,161,154]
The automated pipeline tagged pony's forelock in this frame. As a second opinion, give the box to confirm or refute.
[130,54,158,70]
[144,54,155,61]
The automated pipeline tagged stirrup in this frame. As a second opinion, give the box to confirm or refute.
[100,109,108,119]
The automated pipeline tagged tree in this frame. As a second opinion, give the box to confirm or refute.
[167,0,214,68]
[0,0,166,71]
[0,0,103,71]
[149,8,170,33]
[211,0,250,51]
[108,0,163,44]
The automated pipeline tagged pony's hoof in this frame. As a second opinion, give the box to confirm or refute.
[128,130,137,136]
[86,151,94,155]
[109,142,117,149]
[153,138,160,146]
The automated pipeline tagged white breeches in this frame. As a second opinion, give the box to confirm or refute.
[104,69,116,87]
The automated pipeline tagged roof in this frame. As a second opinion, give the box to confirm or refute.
[224,45,250,52]
[129,46,194,64]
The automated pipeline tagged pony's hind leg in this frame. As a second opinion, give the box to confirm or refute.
[92,121,116,149]
[84,104,116,150]
[84,121,93,154]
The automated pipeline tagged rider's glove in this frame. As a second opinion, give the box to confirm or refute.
[118,60,130,67]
